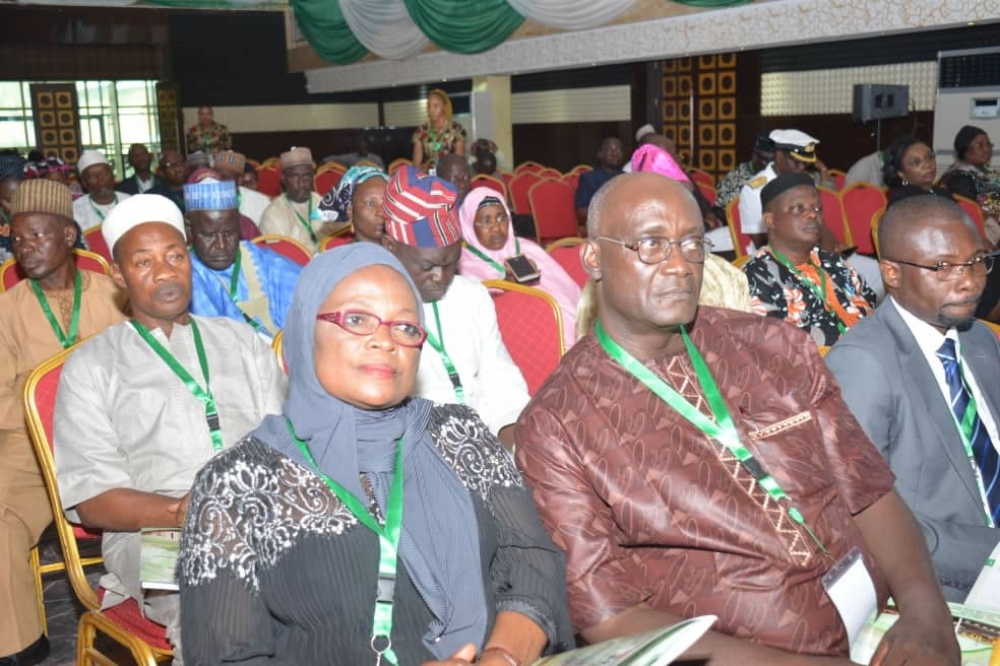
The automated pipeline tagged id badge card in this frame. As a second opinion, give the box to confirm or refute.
[822,546,878,648]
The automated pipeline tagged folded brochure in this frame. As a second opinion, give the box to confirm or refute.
[533,615,716,666]
[140,527,181,591]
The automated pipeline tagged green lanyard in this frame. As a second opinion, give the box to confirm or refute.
[287,194,317,243]
[768,247,847,335]
[131,318,224,453]
[424,302,464,403]
[30,270,82,349]
[947,351,996,527]
[88,193,118,222]
[286,420,403,666]
[218,248,263,333]
[464,238,521,277]
[595,320,827,554]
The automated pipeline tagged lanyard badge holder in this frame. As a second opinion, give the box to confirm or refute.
[426,302,464,403]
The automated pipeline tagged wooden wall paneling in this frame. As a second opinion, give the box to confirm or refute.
[30,84,81,164]
[511,121,633,173]
[156,82,183,154]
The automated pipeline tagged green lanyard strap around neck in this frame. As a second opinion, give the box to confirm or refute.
[424,302,464,403]
[768,246,847,335]
[30,270,82,349]
[286,420,403,666]
[88,193,118,222]
[464,238,521,277]
[286,194,317,243]
[131,318,224,452]
[594,319,827,554]
[217,247,263,333]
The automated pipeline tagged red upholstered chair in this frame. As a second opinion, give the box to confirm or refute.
[871,208,885,259]
[840,183,886,255]
[817,186,847,245]
[697,182,717,208]
[24,346,173,666]
[83,225,112,264]
[314,163,345,196]
[0,249,111,293]
[388,158,412,174]
[252,234,312,266]
[513,161,544,175]
[829,169,847,190]
[537,168,561,180]
[568,164,593,176]
[528,179,578,246]
[725,198,752,259]
[546,237,588,288]
[689,168,715,190]
[561,172,580,193]
[482,280,565,396]
[256,167,282,197]
[470,174,507,199]
[319,227,354,252]
[954,195,987,238]
[509,172,541,216]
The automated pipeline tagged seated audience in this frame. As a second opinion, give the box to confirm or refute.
[941,125,1000,245]
[437,154,473,207]
[623,127,678,174]
[745,174,876,345]
[73,150,130,229]
[716,131,774,211]
[0,151,27,263]
[260,147,344,253]
[515,172,959,665]
[53,194,287,657]
[318,164,389,244]
[412,89,467,171]
[827,195,1000,600]
[187,168,260,239]
[322,134,385,170]
[459,189,581,345]
[473,150,497,177]
[884,136,952,208]
[116,143,161,195]
[178,243,573,665]
[241,162,260,192]
[214,150,271,225]
[845,149,885,189]
[156,149,189,212]
[575,137,624,225]
[0,179,126,666]
[185,178,300,340]
[381,167,529,445]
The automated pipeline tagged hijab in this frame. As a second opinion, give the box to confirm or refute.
[318,164,388,222]
[458,188,519,267]
[250,243,488,657]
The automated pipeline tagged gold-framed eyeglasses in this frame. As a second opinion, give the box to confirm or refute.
[594,235,713,265]
[884,255,994,281]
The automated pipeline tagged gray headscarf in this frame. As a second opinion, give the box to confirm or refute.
[250,243,488,658]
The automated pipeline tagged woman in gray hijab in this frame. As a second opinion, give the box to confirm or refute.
[177,243,573,666]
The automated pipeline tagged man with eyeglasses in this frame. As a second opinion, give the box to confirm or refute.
[515,172,959,665]
[744,173,877,346]
[827,194,1000,603]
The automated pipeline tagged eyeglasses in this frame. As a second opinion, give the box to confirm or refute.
[885,255,994,281]
[594,235,713,265]
[316,310,427,347]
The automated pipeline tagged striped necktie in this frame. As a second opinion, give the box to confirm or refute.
[936,338,1000,524]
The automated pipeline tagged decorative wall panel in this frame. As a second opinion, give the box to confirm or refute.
[30,84,81,164]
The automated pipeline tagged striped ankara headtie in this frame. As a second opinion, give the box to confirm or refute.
[383,165,461,248]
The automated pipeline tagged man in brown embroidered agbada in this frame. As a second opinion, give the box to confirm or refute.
[514,172,959,665]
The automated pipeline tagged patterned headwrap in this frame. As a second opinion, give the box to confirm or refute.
[631,144,691,184]
[319,164,389,222]
[0,152,27,182]
[382,165,461,248]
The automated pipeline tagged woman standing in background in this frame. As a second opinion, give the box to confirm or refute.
[412,90,466,172]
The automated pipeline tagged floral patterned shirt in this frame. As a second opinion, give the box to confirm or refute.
[186,121,232,155]
[744,247,876,346]
[413,121,467,169]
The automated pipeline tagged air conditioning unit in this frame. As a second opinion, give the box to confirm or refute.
[934,47,1000,172]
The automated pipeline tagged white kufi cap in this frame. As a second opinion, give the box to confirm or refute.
[102,194,185,256]
[77,149,110,174]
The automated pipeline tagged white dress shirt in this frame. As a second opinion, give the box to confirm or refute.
[72,192,131,231]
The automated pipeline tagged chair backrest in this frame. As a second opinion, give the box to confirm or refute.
[828,169,847,190]
[0,249,113,293]
[256,167,282,197]
[569,164,593,176]
[509,172,541,216]
[251,234,312,266]
[528,179,578,245]
[954,195,987,238]
[979,318,1000,340]
[388,158,412,174]
[725,198,751,258]
[697,182,717,208]
[547,243,588,288]
[271,329,287,373]
[817,186,846,245]
[732,255,751,269]
[471,174,507,198]
[689,168,715,190]
[562,172,580,193]
[314,169,344,196]
[23,344,101,611]
[83,225,112,264]
[840,182,887,255]
[482,280,564,395]
[319,228,354,252]
[871,208,885,259]
[537,168,562,180]
[514,161,545,175]
[260,157,280,169]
